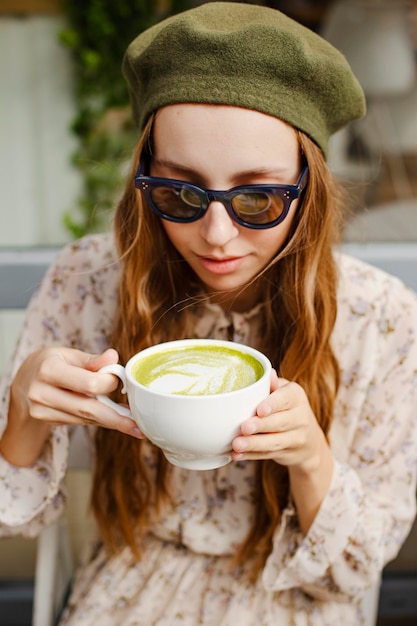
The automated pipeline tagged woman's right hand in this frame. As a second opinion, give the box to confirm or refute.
[0,347,142,467]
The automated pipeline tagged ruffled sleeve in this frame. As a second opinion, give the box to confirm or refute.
[262,461,383,601]
[0,234,119,537]
[0,427,69,537]
[262,257,417,601]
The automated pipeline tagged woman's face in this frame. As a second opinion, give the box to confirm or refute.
[151,104,302,311]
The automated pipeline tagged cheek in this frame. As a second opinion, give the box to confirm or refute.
[161,220,180,244]
[258,209,297,257]
[160,220,192,253]
[275,200,300,245]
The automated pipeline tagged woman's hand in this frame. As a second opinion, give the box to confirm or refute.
[0,347,143,467]
[232,370,326,469]
[231,370,334,532]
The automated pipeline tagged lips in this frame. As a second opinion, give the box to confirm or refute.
[197,255,245,275]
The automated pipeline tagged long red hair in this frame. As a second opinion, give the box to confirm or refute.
[92,117,342,578]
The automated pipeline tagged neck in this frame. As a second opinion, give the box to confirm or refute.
[207,280,263,313]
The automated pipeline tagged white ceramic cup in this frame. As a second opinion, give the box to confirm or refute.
[97,338,271,470]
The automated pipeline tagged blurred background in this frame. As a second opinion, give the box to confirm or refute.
[0,1,416,625]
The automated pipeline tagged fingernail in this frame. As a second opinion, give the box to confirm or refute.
[130,427,143,439]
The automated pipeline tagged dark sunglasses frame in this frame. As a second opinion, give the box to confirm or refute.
[134,154,309,230]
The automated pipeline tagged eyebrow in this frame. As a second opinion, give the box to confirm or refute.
[152,156,293,183]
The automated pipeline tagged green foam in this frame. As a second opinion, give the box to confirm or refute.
[132,345,264,395]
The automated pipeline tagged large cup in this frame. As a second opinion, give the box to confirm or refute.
[97,338,271,470]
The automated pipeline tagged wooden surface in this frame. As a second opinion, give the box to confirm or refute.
[0,0,61,13]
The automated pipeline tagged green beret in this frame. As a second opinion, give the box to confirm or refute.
[122,1,366,157]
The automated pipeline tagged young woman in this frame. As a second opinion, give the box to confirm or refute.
[1,3,416,625]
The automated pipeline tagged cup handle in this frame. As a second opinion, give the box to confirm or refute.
[96,364,132,418]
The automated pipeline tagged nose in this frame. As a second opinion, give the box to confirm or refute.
[199,201,239,247]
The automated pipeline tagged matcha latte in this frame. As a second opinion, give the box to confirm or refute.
[96,339,272,469]
[132,345,264,395]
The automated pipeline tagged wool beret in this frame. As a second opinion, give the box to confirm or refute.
[122,1,366,156]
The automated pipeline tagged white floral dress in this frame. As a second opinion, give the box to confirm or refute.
[1,233,417,626]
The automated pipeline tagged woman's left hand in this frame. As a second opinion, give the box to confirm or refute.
[232,370,334,532]
[231,369,327,471]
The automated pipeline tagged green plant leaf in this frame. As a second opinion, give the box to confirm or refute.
[59,0,196,238]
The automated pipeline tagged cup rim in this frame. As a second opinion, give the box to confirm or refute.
[125,338,271,398]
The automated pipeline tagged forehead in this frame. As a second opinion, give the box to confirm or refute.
[152,104,300,175]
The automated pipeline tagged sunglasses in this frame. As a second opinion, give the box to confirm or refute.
[134,155,309,230]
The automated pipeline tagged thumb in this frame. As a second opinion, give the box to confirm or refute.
[81,348,120,373]
[47,347,119,371]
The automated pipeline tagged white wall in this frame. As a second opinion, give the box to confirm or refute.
[0,14,81,246]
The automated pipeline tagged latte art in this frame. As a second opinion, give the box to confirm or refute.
[132,345,264,395]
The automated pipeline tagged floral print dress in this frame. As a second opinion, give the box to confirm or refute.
[1,233,417,626]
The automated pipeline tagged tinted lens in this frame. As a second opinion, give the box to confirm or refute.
[180,187,201,209]
[232,192,285,225]
[150,185,201,219]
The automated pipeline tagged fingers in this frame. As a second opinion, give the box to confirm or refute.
[233,428,304,455]
[240,413,291,437]
[28,382,139,435]
[75,348,119,372]
[232,376,315,464]
[36,353,119,396]
[254,378,303,424]
[14,346,144,438]
[34,347,120,395]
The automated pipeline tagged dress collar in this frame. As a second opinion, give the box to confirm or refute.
[194,300,264,344]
